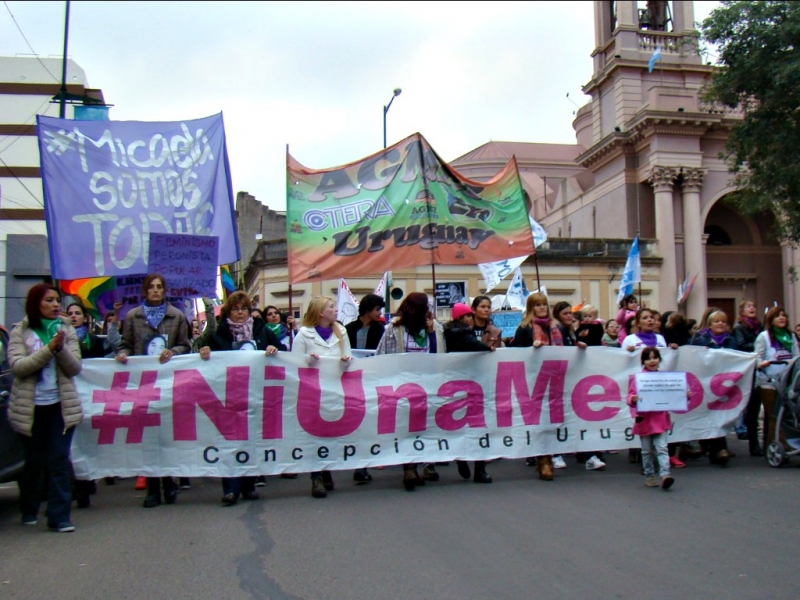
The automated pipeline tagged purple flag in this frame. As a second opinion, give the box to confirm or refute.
[37,113,239,279]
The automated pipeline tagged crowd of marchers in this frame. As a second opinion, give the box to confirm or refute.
[3,277,798,532]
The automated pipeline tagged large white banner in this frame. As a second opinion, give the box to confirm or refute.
[71,346,756,478]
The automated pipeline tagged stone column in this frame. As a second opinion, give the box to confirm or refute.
[648,166,679,311]
[682,168,708,321]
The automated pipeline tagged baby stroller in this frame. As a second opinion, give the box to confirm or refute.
[765,356,800,468]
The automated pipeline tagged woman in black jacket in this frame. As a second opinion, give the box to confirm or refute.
[443,303,494,483]
[199,291,285,505]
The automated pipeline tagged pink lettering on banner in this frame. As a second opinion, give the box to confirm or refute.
[376,383,428,434]
[495,360,568,427]
[436,381,487,430]
[172,367,250,441]
[263,366,286,439]
[685,373,705,412]
[296,369,365,437]
[91,370,161,444]
[572,375,621,422]
[707,372,744,411]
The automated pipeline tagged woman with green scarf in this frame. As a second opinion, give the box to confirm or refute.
[754,306,799,452]
[8,283,83,532]
[264,305,295,348]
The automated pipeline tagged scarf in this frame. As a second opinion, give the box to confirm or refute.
[705,328,728,347]
[533,317,551,329]
[315,325,333,342]
[772,327,794,352]
[74,325,90,348]
[142,303,167,330]
[409,328,428,348]
[742,316,762,333]
[34,318,61,346]
[228,316,254,343]
[266,322,283,338]
[636,331,658,347]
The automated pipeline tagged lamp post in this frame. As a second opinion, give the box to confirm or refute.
[382,88,401,316]
[382,88,402,149]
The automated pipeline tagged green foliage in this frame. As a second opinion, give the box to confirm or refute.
[701,1,800,243]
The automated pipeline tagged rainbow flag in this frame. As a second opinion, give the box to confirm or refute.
[220,265,236,294]
[59,277,117,318]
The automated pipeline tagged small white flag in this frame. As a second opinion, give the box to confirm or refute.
[373,272,388,298]
[336,278,359,325]
[505,267,530,310]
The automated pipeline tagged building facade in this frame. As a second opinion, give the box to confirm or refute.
[244,0,800,325]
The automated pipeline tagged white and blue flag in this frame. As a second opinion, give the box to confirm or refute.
[616,236,641,304]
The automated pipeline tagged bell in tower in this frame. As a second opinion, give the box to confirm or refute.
[640,1,671,31]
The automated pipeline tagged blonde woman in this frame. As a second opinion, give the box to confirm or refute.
[292,296,352,498]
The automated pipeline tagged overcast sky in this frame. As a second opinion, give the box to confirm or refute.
[2,1,720,212]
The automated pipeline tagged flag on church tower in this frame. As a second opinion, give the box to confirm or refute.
[648,44,663,73]
[616,237,641,304]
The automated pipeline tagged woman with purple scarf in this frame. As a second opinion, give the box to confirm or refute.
[690,310,740,465]
[622,308,668,352]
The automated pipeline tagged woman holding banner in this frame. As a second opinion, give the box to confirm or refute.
[444,303,494,483]
[65,301,108,509]
[470,295,503,350]
[509,292,561,481]
[690,310,739,466]
[376,292,446,491]
[115,274,191,509]
[292,296,352,499]
[8,283,83,532]
[199,291,284,506]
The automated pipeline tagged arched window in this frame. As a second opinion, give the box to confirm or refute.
[705,224,732,246]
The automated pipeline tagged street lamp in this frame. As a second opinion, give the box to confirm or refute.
[382,88,401,315]
[382,88,402,148]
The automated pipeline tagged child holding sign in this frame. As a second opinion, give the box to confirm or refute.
[627,347,687,490]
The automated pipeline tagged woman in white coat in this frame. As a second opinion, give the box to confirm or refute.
[291,296,352,498]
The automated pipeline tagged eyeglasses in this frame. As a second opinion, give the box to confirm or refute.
[231,306,249,312]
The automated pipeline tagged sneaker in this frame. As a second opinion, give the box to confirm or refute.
[255,476,268,486]
[134,476,147,490]
[669,456,686,468]
[661,475,675,490]
[178,478,191,490]
[585,456,606,471]
[645,476,659,487]
[311,476,327,498]
[552,455,567,469]
[48,522,75,533]
[22,515,38,526]
[525,457,537,467]
[222,492,238,506]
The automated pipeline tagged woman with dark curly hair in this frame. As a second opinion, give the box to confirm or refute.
[8,283,83,532]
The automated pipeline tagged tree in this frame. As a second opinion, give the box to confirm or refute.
[701,1,800,242]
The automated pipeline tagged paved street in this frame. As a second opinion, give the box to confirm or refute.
[2,435,799,600]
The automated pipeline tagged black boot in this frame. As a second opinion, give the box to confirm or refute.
[143,478,161,508]
[473,461,492,484]
[162,477,178,504]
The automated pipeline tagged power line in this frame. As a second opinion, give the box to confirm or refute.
[2,0,61,83]
[0,154,44,204]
